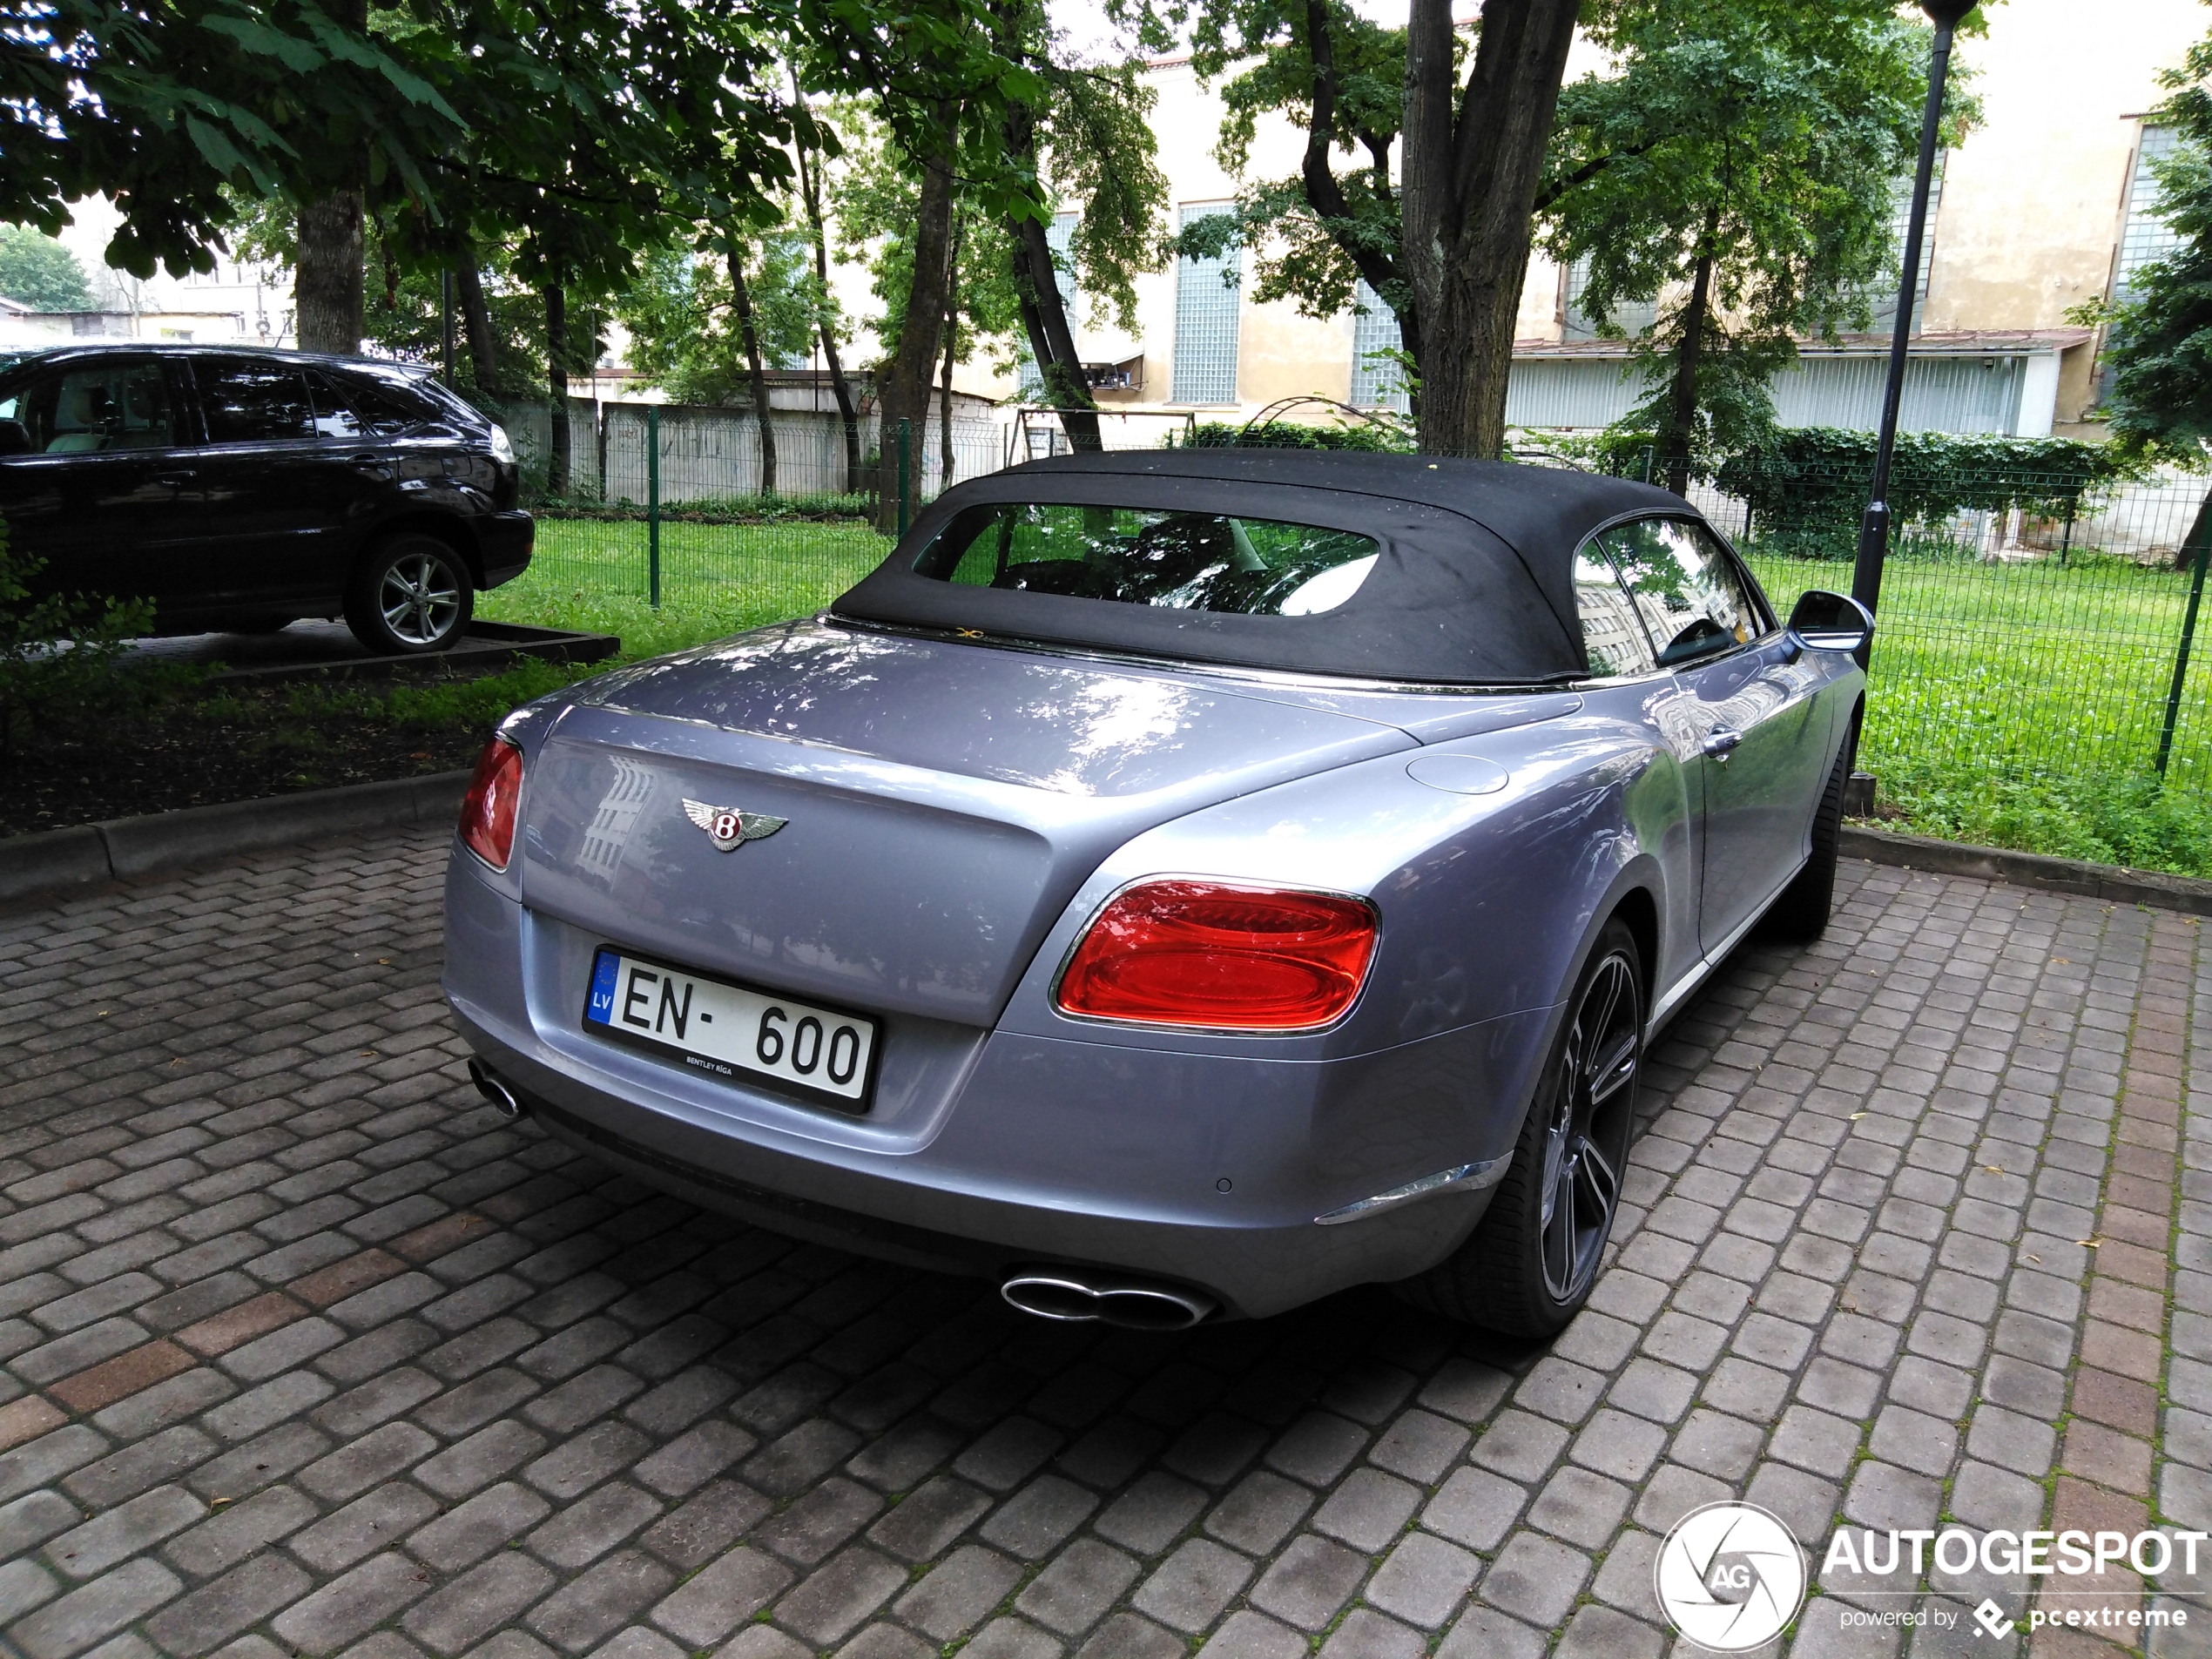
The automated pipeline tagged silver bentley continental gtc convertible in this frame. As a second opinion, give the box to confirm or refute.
[443,452,1871,1336]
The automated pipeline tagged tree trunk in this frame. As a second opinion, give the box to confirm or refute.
[456,260,498,390]
[729,247,778,499]
[293,0,368,354]
[1401,0,1581,458]
[1000,92,1103,453]
[941,224,961,493]
[1007,212,1103,452]
[873,111,958,533]
[793,98,863,494]
[295,190,365,354]
[545,280,570,497]
[1662,206,1721,498]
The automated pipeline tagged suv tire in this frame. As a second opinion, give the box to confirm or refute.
[345,533,475,655]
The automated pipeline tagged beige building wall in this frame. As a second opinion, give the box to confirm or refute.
[1924,0,2203,425]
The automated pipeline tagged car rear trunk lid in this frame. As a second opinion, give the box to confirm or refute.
[517,623,1416,1025]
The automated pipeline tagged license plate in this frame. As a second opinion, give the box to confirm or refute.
[583,948,880,1111]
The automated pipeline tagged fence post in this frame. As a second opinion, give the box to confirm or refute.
[2156,529,2210,778]
[648,405,661,610]
[897,419,912,539]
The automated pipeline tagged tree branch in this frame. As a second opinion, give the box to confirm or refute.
[1300,0,1404,300]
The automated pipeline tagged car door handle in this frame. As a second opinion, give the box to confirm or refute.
[1702,727,1743,759]
[153,470,196,488]
[347,452,383,466]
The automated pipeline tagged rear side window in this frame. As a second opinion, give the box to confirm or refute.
[1600,518,1767,667]
[0,361,179,453]
[306,369,362,439]
[198,359,314,443]
[1573,545,1657,678]
[914,502,1382,617]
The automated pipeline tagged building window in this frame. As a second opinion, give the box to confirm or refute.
[1561,256,1658,341]
[1867,158,1945,334]
[1348,280,1408,411]
[1018,212,1080,400]
[2116,123,2181,300]
[1171,205,1240,405]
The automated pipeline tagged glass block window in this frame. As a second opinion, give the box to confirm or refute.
[1172,205,1241,405]
[1348,280,1408,411]
[1017,212,1080,400]
[2117,125,2182,297]
[1868,158,1945,333]
[1561,256,1657,341]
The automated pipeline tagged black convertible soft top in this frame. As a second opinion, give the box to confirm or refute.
[831,449,1696,685]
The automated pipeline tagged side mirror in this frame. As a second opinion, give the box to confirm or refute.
[1786,589,1873,654]
[0,420,30,458]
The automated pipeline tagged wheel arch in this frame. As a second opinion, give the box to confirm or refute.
[360,513,486,588]
[1606,881,1661,1006]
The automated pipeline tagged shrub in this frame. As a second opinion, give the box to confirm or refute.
[1178,418,1413,453]
[1712,428,2148,550]
[0,517,158,755]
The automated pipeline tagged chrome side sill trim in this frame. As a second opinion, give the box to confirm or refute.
[1646,860,1805,1035]
[1312,1157,1511,1225]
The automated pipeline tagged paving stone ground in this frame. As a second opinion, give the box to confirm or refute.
[1,826,2209,1659]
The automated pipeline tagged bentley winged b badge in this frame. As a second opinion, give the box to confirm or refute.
[683,799,787,853]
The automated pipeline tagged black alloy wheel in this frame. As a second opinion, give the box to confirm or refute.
[1534,946,1640,1305]
[1398,916,1644,1336]
[344,533,475,655]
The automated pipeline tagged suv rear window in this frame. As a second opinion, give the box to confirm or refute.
[914,502,1381,617]
[314,368,440,438]
[199,360,314,443]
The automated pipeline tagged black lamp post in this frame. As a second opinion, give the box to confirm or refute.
[1848,0,1978,666]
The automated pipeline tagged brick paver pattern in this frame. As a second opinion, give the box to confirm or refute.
[0,826,2206,1659]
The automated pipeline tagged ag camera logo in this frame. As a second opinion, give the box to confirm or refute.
[1655,1501,1808,1651]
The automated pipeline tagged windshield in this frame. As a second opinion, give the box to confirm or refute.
[914,502,1382,617]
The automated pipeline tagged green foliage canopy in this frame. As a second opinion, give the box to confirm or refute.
[617,239,820,406]
[2101,23,2212,467]
[1545,0,1962,464]
[0,226,93,309]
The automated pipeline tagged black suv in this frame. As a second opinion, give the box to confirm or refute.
[0,344,532,653]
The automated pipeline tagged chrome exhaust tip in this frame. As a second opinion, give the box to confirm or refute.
[466,1059,526,1121]
[1001,1271,1216,1331]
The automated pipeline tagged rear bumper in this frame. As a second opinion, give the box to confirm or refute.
[479,510,534,589]
[443,857,1546,1320]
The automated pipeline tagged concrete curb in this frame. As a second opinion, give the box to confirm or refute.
[1841,824,2212,918]
[0,771,470,904]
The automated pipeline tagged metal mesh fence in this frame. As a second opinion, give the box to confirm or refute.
[1655,459,2212,796]
[509,409,1004,621]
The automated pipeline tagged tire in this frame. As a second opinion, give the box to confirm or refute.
[1397,918,1644,1337]
[344,533,475,655]
[1762,737,1850,941]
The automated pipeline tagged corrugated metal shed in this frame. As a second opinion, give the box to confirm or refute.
[1502,330,2087,434]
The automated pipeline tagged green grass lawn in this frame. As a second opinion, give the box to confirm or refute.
[476,515,890,659]
[1745,548,2212,877]
[480,515,2212,880]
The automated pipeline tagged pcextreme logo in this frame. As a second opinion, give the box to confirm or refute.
[1654,1502,1808,1651]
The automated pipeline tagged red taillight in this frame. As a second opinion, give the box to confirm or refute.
[460,737,523,870]
[1055,880,1378,1031]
